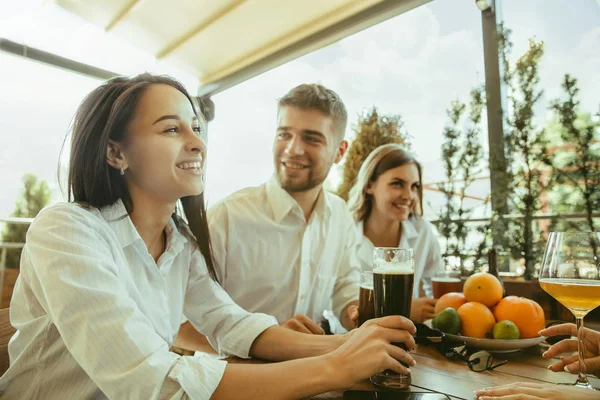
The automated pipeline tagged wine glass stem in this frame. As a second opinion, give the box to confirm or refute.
[576,317,589,385]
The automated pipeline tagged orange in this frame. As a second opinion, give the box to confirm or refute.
[493,296,545,339]
[457,302,496,338]
[463,272,503,308]
[434,292,467,314]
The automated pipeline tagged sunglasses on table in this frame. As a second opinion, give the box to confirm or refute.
[414,323,508,373]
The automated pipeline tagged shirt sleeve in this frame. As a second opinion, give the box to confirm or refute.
[423,220,443,298]
[184,248,277,358]
[23,204,270,400]
[206,202,229,284]
[331,211,361,319]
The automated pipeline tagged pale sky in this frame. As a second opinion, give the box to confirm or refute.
[0,0,598,220]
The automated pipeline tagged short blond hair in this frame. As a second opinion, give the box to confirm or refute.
[347,144,423,222]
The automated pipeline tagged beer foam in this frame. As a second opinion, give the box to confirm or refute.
[373,261,413,275]
[432,277,461,283]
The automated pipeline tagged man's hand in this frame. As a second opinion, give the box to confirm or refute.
[281,314,325,334]
[346,304,359,328]
[340,300,360,331]
[347,298,439,327]
[410,297,437,323]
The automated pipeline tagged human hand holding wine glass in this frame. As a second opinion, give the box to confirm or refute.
[541,323,600,375]
[539,232,600,390]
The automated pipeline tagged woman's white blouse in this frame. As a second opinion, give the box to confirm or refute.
[0,201,277,399]
[355,217,443,299]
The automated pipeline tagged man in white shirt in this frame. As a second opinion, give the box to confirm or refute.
[177,84,360,345]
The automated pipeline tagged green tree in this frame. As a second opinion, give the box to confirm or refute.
[542,75,600,233]
[337,108,411,200]
[435,86,486,270]
[499,26,548,280]
[1,174,51,269]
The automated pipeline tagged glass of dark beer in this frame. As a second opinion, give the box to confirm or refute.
[358,271,375,327]
[370,247,414,389]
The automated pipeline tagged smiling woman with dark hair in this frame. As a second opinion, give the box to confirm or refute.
[0,73,417,399]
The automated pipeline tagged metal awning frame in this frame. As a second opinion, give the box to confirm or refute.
[1,0,429,97]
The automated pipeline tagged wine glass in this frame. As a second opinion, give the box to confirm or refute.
[539,232,600,390]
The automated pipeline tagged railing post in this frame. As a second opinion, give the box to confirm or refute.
[0,247,6,304]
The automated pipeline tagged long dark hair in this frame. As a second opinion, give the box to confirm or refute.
[63,73,218,282]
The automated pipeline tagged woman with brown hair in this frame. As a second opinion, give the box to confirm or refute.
[347,144,443,323]
[0,74,416,399]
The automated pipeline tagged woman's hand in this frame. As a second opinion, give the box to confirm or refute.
[325,315,417,389]
[475,382,599,399]
[540,323,600,376]
[410,297,437,323]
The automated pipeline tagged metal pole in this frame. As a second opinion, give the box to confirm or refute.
[0,38,119,81]
[0,217,34,225]
[480,0,508,248]
[0,248,6,304]
[196,96,215,123]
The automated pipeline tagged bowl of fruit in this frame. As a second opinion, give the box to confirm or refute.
[428,273,547,353]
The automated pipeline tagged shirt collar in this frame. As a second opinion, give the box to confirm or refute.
[356,217,418,248]
[100,199,140,249]
[99,199,187,252]
[398,217,419,248]
[163,217,188,255]
[356,219,365,236]
[312,186,331,222]
[266,175,331,223]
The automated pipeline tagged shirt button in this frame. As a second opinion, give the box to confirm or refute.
[300,295,306,301]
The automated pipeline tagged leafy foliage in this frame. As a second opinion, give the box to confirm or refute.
[434,86,486,270]
[542,75,600,233]
[337,108,411,200]
[499,27,548,280]
[1,174,51,269]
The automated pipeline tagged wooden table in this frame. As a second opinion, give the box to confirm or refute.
[227,343,600,399]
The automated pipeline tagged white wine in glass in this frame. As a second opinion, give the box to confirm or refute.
[539,232,600,390]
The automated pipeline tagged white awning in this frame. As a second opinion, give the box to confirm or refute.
[54,0,429,96]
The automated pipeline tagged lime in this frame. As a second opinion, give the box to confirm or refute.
[432,307,461,335]
[492,320,520,340]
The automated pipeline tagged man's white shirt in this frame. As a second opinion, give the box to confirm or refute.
[0,200,277,399]
[355,217,442,299]
[208,175,361,324]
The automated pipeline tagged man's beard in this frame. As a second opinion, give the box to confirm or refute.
[276,165,326,193]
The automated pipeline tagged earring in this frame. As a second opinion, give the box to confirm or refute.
[120,167,125,176]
